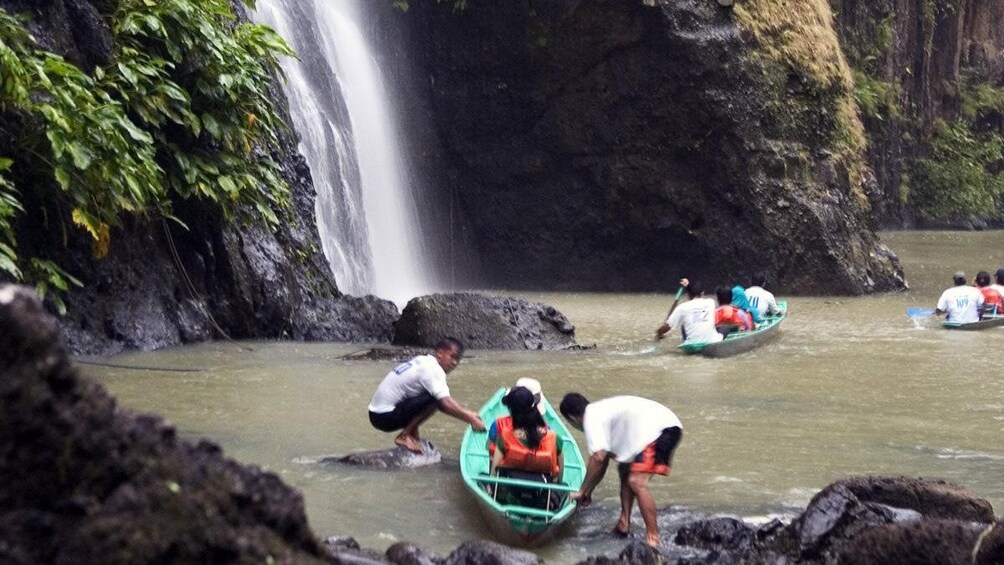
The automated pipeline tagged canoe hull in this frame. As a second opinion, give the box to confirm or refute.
[679,301,787,358]
[460,388,586,547]
[943,315,1004,330]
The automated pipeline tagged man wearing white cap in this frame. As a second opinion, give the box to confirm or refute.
[936,271,984,323]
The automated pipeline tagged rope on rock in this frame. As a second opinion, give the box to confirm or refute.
[161,218,255,352]
[971,522,996,564]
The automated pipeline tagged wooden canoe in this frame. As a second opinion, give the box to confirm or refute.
[678,300,787,358]
[942,314,1004,330]
[459,388,585,547]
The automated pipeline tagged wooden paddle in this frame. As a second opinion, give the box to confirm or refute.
[639,286,685,353]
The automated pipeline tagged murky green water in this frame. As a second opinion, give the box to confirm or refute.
[84,231,1004,562]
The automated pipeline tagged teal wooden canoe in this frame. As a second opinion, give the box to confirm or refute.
[678,300,787,358]
[460,388,585,546]
[943,314,1004,330]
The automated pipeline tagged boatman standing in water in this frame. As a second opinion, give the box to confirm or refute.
[559,393,682,547]
[368,337,485,453]
[655,278,722,345]
[935,271,984,323]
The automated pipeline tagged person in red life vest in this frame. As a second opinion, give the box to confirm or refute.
[487,377,547,458]
[714,286,753,335]
[490,386,562,478]
[975,271,1003,316]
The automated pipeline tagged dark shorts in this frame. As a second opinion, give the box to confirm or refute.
[368,391,437,432]
[618,427,682,477]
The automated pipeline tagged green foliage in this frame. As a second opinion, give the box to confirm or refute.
[911,120,1004,221]
[853,69,900,122]
[27,258,82,315]
[0,1,294,309]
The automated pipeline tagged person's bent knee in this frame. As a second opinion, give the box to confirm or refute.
[627,472,651,492]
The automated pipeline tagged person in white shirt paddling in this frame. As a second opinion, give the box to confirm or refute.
[559,393,683,547]
[935,271,984,323]
[654,278,722,345]
[368,337,485,453]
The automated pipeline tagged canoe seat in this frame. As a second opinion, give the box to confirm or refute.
[489,469,566,511]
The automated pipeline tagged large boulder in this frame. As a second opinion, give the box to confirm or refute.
[0,284,330,564]
[392,293,577,350]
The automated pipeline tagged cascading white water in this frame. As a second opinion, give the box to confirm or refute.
[254,0,435,304]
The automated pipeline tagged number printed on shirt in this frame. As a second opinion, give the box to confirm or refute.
[749,296,760,310]
[956,297,969,309]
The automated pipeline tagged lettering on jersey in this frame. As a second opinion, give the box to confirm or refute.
[749,296,760,310]
[955,297,969,309]
[393,362,413,375]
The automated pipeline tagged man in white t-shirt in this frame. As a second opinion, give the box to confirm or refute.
[745,272,781,320]
[368,338,485,453]
[935,272,984,323]
[655,278,722,345]
[559,393,683,547]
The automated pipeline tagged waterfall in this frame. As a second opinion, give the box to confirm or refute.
[254,0,436,305]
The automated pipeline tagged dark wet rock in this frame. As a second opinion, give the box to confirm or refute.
[393,293,577,350]
[324,536,389,565]
[386,541,445,565]
[834,519,987,565]
[403,0,906,294]
[339,346,431,362]
[0,284,330,563]
[674,518,756,553]
[320,440,443,469]
[577,539,667,564]
[444,540,542,565]
[834,475,995,523]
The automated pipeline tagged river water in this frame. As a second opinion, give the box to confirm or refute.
[85,231,1004,562]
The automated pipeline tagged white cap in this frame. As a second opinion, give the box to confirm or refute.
[515,377,546,416]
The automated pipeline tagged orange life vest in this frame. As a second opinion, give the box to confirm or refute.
[488,416,513,456]
[498,426,560,476]
[715,305,752,330]
[980,287,1003,314]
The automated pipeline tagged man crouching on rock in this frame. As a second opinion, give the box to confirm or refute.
[560,393,683,547]
[368,337,485,453]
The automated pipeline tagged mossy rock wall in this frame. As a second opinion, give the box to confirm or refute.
[404,0,904,294]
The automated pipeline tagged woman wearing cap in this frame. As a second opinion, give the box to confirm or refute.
[489,386,563,481]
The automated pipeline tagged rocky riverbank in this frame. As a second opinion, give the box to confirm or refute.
[3,283,1001,564]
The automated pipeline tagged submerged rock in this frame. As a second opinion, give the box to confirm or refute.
[393,293,577,350]
[321,440,443,469]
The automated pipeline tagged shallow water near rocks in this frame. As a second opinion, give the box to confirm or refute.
[85,231,1004,563]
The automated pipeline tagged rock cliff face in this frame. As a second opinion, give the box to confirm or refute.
[403,0,906,294]
[0,0,398,354]
[831,0,1004,226]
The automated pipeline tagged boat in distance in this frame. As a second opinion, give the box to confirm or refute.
[678,301,787,358]
[459,388,586,546]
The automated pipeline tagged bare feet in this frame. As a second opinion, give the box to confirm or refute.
[610,525,630,538]
[645,532,660,547]
[394,433,423,454]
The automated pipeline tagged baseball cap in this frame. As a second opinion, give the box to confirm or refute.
[953,271,966,284]
[515,377,547,416]
[996,267,1004,279]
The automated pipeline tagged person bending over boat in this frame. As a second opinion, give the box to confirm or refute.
[488,386,563,508]
[974,271,1003,316]
[655,278,722,345]
[715,286,753,335]
[745,272,781,321]
[559,393,682,547]
[368,337,485,453]
[935,272,984,323]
